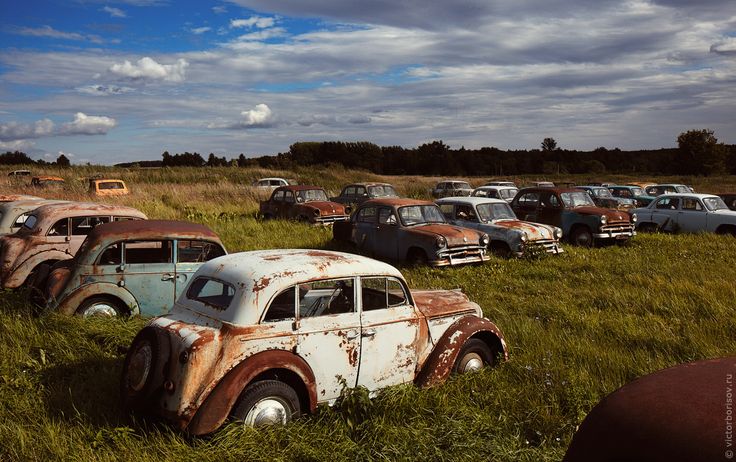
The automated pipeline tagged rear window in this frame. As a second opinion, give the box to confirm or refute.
[187,277,236,310]
[23,214,38,230]
[99,181,125,190]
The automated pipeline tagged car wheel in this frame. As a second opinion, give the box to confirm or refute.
[407,248,428,266]
[121,327,166,410]
[453,338,495,374]
[27,263,51,306]
[570,227,594,247]
[231,380,301,426]
[76,296,124,318]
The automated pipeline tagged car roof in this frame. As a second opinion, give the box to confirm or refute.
[84,219,222,245]
[343,182,393,188]
[436,196,508,206]
[92,178,125,183]
[651,193,718,200]
[0,199,69,214]
[275,185,324,192]
[26,202,147,230]
[361,197,433,207]
[438,180,471,184]
[516,187,579,194]
[475,185,517,190]
[257,177,287,181]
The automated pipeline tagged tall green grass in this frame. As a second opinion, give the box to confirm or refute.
[1,167,735,461]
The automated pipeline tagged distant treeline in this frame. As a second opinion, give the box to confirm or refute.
[6,128,734,176]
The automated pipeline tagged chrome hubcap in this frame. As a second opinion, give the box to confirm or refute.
[461,352,484,373]
[244,397,290,426]
[84,302,118,317]
[127,342,152,392]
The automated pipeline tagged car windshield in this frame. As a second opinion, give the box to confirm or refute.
[631,187,644,196]
[499,188,518,199]
[368,185,398,197]
[703,197,729,211]
[476,203,517,222]
[453,182,471,190]
[592,188,612,198]
[398,205,446,226]
[561,192,595,208]
[296,189,328,202]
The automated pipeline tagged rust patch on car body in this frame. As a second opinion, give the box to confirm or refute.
[411,289,477,319]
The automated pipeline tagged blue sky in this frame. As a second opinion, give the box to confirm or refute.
[1,0,735,164]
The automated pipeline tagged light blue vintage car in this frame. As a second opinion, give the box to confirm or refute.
[43,219,227,317]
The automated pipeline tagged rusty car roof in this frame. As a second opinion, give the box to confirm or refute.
[275,185,325,192]
[90,178,125,183]
[343,182,395,188]
[436,196,509,206]
[32,176,65,181]
[24,202,147,231]
[0,194,44,202]
[360,197,434,208]
[516,187,582,195]
[176,249,404,326]
[83,219,222,244]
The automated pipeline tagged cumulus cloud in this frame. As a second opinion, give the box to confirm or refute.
[59,113,117,135]
[75,84,135,96]
[102,6,127,18]
[239,104,274,127]
[230,16,276,29]
[710,38,736,55]
[0,140,36,151]
[0,119,55,141]
[109,57,189,82]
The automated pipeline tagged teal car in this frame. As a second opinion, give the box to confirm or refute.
[43,220,227,317]
[608,185,656,207]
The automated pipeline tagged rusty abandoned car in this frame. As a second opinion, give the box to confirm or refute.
[436,197,563,257]
[431,180,473,198]
[632,193,736,235]
[121,249,507,432]
[563,356,736,462]
[0,202,147,290]
[331,182,399,206]
[0,199,69,235]
[576,186,635,210]
[259,185,349,225]
[89,178,130,196]
[44,220,227,317]
[333,198,490,266]
[511,187,636,247]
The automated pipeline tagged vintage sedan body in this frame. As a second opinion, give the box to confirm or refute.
[0,202,147,289]
[331,182,399,206]
[431,180,473,198]
[252,177,289,190]
[511,188,636,246]
[577,186,635,210]
[608,185,656,207]
[44,220,227,317]
[31,176,65,188]
[471,186,519,203]
[120,250,507,433]
[644,184,692,196]
[0,194,42,202]
[0,199,69,235]
[632,193,736,234]
[89,178,129,196]
[259,185,349,225]
[334,198,490,266]
[483,181,517,188]
[436,197,563,257]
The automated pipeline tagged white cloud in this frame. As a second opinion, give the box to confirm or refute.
[212,5,227,14]
[0,139,36,151]
[191,27,211,35]
[75,84,135,96]
[230,16,276,29]
[240,104,274,127]
[102,6,127,18]
[59,113,117,135]
[13,25,107,44]
[711,37,736,55]
[109,57,189,82]
[0,119,55,141]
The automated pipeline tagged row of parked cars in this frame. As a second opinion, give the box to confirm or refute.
[0,192,508,435]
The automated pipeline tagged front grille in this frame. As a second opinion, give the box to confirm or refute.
[527,239,563,253]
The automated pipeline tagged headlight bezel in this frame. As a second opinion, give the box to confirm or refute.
[436,235,447,248]
[480,233,490,246]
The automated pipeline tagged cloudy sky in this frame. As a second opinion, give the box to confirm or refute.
[1,0,735,164]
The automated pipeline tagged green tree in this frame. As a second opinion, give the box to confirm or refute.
[541,137,558,152]
[56,154,71,167]
[677,129,726,175]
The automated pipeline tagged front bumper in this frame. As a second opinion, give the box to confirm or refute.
[430,246,489,266]
[593,224,636,240]
[515,239,564,257]
[313,215,350,226]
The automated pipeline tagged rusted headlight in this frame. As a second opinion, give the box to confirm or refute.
[630,213,638,223]
[600,215,608,225]
[436,235,447,248]
[480,234,489,246]
[520,232,528,243]
[554,228,562,239]
[345,206,352,215]
[313,209,320,216]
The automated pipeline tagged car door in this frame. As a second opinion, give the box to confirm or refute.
[357,277,420,391]
[676,197,708,233]
[295,277,361,401]
[353,206,378,251]
[652,196,680,231]
[375,207,400,260]
[175,239,227,301]
[536,192,563,227]
[120,239,176,316]
[513,191,540,221]
[70,215,111,254]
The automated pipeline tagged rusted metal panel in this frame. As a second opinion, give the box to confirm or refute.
[0,195,43,203]
[563,356,736,462]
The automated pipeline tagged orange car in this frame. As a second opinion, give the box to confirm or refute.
[31,176,65,188]
[89,178,130,196]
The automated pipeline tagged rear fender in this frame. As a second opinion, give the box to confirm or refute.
[6,250,70,288]
[53,282,139,316]
[415,315,507,387]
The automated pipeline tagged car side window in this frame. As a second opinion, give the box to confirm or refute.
[357,207,377,223]
[345,186,356,197]
[272,190,285,202]
[518,192,540,207]
[548,194,560,207]
[681,198,703,211]
[12,213,30,230]
[284,191,295,204]
[361,277,409,311]
[48,218,69,236]
[71,216,110,236]
[177,240,226,263]
[355,186,366,196]
[124,240,173,264]
[187,277,235,311]
[299,278,354,317]
[98,243,122,265]
[378,207,397,225]
[456,204,476,221]
[263,286,296,322]
[656,197,680,210]
[438,203,454,219]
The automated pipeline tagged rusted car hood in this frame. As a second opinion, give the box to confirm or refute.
[408,224,479,247]
[300,201,346,215]
[570,206,630,223]
[411,289,480,319]
[491,220,554,239]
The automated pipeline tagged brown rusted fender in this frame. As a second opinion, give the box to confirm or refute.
[186,349,317,435]
[415,316,507,388]
[563,356,736,462]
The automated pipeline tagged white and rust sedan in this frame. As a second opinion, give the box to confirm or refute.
[121,249,507,433]
[632,193,736,235]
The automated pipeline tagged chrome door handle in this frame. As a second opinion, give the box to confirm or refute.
[161,273,175,281]
[362,329,376,338]
[346,329,359,340]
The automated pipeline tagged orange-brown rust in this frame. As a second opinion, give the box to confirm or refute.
[411,289,477,319]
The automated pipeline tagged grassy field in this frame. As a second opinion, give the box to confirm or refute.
[1,166,735,461]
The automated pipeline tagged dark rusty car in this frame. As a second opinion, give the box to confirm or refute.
[331,182,399,207]
[121,249,507,433]
[576,186,635,210]
[259,185,349,225]
[0,202,147,289]
[563,356,736,462]
[511,187,636,246]
[44,220,227,317]
[334,198,490,266]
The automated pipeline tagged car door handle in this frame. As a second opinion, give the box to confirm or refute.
[346,329,360,340]
[161,273,175,281]
[362,329,376,338]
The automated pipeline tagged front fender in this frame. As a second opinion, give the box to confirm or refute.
[415,315,507,388]
[5,250,71,288]
[52,282,140,316]
[186,349,317,435]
